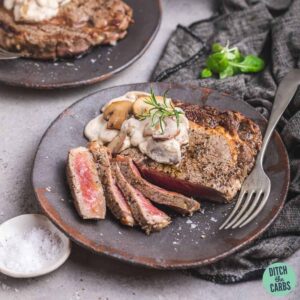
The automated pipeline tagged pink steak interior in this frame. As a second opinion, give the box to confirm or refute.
[74,153,99,208]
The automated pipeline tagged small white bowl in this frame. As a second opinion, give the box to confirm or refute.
[0,214,71,278]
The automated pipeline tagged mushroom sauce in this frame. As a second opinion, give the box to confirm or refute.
[84,92,190,165]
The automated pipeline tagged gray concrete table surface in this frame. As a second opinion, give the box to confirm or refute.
[0,0,299,299]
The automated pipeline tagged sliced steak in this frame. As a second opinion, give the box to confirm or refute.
[88,142,135,227]
[0,0,133,59]
[116,155,200,215]
[66,147,106,219]
[121,104,262,203]
[112,162,171,234]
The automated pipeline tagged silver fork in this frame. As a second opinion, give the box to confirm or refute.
[220,69,300,230]
[0,47,21,60]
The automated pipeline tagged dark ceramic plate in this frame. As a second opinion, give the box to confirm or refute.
[32,83,290,269]
[0,0,161,89]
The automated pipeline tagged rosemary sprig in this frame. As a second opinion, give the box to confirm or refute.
[137,89,183,133]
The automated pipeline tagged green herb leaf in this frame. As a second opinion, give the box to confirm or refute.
[201,68,213,78]
[230,55,265,73]
[212,43,223,53]
[206,52,229,73]
[232,48,244,62]
[200,42,265,79]
[220,65,234,79]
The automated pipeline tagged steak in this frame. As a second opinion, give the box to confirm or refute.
[121,104,262,203]
[112,161,171,234]
[116,155,200,215]
[0,0,133,59]
[88,142,135,227]
[66,147,106,219]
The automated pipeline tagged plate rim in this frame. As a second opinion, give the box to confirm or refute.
[0,0,162,90]
[32,82,290,269]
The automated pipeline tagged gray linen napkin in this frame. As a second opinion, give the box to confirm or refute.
[152,0,300,283]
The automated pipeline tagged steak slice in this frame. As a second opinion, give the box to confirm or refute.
[116,155,200,215]
[88,142,135,227]
[0,0,133,59]
[121,104,262,203]
[66,147,106,219]
[112,162,171,234]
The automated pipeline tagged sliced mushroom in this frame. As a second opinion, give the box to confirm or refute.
[103,101,133,130]
[133,95,174,118]
[143,118,180,141]
[107,132,127,154]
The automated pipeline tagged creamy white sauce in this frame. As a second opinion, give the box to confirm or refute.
[4,0,70,23]
[120,115,189,164]
[84,114,119,144]
[84,92,190,165]
[140,137,182,165]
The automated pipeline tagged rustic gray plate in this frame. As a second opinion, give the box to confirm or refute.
[32,83,290,269]
[0,0,161,89]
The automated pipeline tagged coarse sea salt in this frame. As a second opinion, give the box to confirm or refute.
[0,227,63,274]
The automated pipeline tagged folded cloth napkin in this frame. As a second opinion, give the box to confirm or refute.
[152,0,300,284]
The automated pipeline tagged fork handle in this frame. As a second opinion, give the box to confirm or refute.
[257,69,300,166]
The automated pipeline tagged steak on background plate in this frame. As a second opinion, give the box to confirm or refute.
[0,0,133,59]
[121,103,262,203]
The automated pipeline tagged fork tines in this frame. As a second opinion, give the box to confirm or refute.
[0,47,21,60]
[219,178,271,230]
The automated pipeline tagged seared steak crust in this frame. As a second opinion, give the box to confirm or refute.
[0,0,133,59]
[121,104,262,203]
[116,155,200,215]
[112,161,171,234]
[176,103,262,169]
[88,142,135,227]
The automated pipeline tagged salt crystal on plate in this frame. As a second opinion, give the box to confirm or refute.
[0,227,63,274]
[210,217,217,222]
